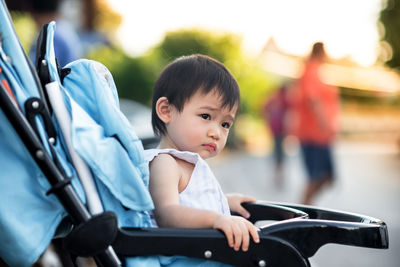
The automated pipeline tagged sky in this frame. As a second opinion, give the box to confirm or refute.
[107,0,383,67]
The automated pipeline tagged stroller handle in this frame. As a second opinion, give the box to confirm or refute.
[256,201,389,257]
[268,201,387,224]
[260,218,388,257]
[234,201,309,222]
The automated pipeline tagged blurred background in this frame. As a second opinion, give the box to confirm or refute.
[6,0,400,153]
[4,0,400,266]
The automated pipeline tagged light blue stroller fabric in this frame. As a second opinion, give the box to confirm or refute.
[0,109,72,266]
[45,21,154,217]
[0,3,83,266]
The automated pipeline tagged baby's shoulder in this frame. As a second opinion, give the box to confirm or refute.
[151,152,178,166]
[149,153,185,182]
[150,152,194,174]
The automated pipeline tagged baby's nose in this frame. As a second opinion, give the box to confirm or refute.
[207,125,220,140]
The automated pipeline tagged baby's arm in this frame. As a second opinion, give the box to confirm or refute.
[149,154,259,251]
[149,154,218,228]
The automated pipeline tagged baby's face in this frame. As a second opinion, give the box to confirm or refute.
[165,90,237,159]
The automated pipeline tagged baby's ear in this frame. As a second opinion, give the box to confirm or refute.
[156,97,172,123]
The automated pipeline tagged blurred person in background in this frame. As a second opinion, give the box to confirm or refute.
[29,0,83,67]
[262,83,291,188]
[291,42,339,205]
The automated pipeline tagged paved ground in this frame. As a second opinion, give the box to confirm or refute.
[209,138,400,267]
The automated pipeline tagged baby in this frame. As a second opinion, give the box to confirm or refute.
[145,54,259,253]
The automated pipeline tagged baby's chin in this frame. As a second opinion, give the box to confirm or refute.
[180,146,219,159]
[198,150,218,160]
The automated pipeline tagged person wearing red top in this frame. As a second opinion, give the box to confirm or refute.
[292,42,339,205]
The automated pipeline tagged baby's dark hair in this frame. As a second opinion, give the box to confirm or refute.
[151,54,240,136]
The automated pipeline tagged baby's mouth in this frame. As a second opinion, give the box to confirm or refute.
[203,143,216,151]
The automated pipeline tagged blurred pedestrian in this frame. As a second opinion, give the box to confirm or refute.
[29,0,83,67]
[292,42,339,205]
[262,84,290,188]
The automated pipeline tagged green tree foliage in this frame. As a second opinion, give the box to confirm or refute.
[88,46,156,105]
[152,28,242,64]
[379,0,400,69]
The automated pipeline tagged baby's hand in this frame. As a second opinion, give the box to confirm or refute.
[226,193,256,219]
[213,214,260,252]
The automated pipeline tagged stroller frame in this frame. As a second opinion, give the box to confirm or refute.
[0,1,388,266]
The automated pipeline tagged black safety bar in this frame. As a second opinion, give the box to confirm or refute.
[112,201,388,267]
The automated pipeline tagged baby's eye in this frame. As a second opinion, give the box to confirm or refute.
[200,114,211,120]
[221,122,231,129]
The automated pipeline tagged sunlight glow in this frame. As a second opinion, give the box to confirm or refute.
[108,0,382,67]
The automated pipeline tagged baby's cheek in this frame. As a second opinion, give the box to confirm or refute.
[218,140,227,152]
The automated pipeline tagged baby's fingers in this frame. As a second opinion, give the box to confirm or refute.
[235,205,251,219]
[239,222,250,251]
[248,222,260,244]
[222,225,235,249]
[241,195,257,203]
[214,215,235,249]
[232,223,242,251]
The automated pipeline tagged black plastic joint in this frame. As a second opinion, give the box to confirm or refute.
[63,212,119,257]
[46,177,73,196]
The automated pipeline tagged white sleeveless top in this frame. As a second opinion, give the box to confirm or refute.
[144,148,230,226]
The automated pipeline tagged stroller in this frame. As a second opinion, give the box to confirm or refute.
[0,1,388,266]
